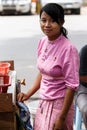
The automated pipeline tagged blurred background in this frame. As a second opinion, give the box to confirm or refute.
[0,0,87,15]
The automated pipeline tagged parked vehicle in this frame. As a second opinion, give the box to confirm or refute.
[0,0,31,15]
[40,0,83,14]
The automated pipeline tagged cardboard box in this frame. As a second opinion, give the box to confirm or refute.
[0,93,16,130]
[0,112,14,126]
[0,93,13,112]
[0,112,16,130]
[0,127,14,130]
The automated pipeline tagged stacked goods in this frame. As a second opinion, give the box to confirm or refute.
[0,62,11,93]
[0,63,17,130]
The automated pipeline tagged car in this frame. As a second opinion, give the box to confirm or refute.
[40,0,83,14]
[0,0,31,15]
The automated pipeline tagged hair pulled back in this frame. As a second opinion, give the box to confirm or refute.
[40,3,68,38]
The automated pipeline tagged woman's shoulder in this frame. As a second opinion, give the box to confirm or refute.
[61,35,79,57]
[62,35,77,50]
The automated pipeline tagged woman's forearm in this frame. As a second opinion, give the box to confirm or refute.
[26,72,42,98]
[80,76,87,83]
[59,88,75,120]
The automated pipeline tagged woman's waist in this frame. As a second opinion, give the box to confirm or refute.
[40,86,66,100]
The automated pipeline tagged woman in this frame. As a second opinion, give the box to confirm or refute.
[17,3,80,130]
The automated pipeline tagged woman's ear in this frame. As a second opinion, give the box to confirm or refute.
[61,20,64,26]
[59,20,64,27]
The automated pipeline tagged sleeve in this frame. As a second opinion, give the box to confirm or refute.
[62,45,80,90]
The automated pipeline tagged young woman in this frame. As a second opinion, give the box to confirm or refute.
[17,3,80,130]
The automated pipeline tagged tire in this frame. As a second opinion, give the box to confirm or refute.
[72,8,80,14]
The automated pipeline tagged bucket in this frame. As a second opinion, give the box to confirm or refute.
[0,75,11,93]
[0,62,10,75]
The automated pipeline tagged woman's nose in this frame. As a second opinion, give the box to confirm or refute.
[45,21,51,26]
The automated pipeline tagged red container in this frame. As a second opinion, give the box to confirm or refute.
[0,75,11,93]
[0,62,10,75]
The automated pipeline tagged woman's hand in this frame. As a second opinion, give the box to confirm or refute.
[17,92,29,102]
[17,73,41,102]
[53,117,65,130]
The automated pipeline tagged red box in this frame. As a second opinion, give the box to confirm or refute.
[0,75,11,93]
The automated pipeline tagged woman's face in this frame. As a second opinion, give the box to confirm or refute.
[40,11,63,41]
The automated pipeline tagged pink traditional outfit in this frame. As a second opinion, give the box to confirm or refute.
[34,34,80,130]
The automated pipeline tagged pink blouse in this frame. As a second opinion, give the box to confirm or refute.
[37,34,80,100]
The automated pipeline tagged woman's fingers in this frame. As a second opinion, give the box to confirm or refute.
[17,92,24,102]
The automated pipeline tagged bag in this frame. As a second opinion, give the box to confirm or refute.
[16,101,33,130]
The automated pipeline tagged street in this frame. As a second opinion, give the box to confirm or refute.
[0,13,87,93]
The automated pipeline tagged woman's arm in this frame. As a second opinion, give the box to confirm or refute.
[59,88,75,119]
[80,76,87,83]
[53,88,75,130]
[17,72,42,102]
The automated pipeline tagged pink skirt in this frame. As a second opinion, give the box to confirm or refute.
[33,98,74,130]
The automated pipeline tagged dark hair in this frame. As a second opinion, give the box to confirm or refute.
[79,45,87,87]
[79,45,87,76]
[40,3,68,38]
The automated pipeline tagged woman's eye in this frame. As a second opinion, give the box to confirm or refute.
[40,19,46,23]
[40,19,55,24]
